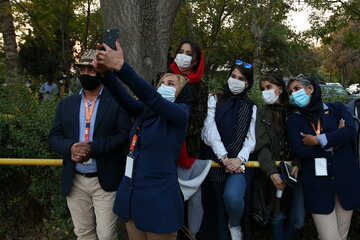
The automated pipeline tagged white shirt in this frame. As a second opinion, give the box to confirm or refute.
[201,94,257,162]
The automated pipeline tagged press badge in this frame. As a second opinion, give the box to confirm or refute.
[315,158,328,176]
[125,155,134,178]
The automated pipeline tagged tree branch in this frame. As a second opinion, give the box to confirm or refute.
[13,0,53,45]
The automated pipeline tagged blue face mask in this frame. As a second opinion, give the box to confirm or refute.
[157,84,176,102]
[290,88,310,108]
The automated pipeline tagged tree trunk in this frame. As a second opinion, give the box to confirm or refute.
[0,0,20,82]
[99,0,181,82]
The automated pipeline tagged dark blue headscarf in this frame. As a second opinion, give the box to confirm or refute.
[299,79,324,125]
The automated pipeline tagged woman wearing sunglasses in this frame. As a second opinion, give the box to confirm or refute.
[200,60,256,240]
[286,75,360,240]
[255,74,304,240]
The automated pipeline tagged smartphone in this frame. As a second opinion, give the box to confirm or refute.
[102,28,120,50]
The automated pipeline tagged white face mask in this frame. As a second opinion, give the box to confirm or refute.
[228,77,246,95]
[174,53,192,72]
[157,84,176,102]
[262,89,279,104]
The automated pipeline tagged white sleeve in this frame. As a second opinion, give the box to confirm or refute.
[237,105,257,162]
[201,95,227,159]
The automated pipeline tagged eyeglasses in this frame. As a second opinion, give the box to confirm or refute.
[235,60,253,69]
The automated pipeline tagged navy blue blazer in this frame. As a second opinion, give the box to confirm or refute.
[100,63,189,234]
[287,102,360,214]
[48,88,131,196]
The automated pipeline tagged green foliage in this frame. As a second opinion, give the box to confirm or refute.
[305,0,360,86]
[171,0,321,90]
[12,0,104,82]
[0,83,73,239]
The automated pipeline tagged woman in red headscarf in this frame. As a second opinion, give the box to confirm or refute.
[169,39,207,169]
[168,40,209,238]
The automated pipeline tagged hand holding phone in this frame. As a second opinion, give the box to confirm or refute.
[94,39,125,73]
[103,28,120,50]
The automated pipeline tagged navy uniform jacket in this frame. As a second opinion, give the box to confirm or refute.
[287,102,360,214]
[100,63,189,234]
[48,88,132,196]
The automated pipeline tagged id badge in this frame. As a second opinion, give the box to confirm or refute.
[82,158,93,165]
[315,158,328,176]
[125,155,134,178]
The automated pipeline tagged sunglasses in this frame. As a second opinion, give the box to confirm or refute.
[235,60,253,69]
[290,74,308,82]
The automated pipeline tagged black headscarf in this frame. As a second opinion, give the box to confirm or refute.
[298,78,324,125]
[174,83,193,105]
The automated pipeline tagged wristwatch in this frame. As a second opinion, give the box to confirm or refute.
[239,156,245,164]
[219,154,227,163]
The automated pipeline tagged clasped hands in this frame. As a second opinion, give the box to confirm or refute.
[71,141,92,163]
[223,157,245,174]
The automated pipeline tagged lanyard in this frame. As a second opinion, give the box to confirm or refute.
[84,97,97,141]
[310,119,321,135]
[129,127,140,154]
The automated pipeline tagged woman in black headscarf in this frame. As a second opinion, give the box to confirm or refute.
[200,60,256,240]
[286,75,360,240]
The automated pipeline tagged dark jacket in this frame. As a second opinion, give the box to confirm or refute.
[48,88,131,196]
[255,105,295,213]
[287,102,360,214]
[256,105,295,176]
[186,80,208,158]
[100,63,190,234]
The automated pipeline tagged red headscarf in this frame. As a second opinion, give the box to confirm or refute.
[169,48,205,83]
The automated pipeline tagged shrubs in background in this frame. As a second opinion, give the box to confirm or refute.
[0,83,74,239]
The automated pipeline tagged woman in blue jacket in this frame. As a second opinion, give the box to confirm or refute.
[286,75,360,240]
[94,41,192,240]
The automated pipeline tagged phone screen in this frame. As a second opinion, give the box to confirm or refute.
[103,29,120,50]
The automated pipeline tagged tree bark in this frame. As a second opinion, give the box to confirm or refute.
[99,0,181,82]
[0,0,21,82]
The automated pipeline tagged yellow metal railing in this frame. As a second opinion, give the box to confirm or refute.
[0,158,62,166]
[211,161,282,168]
[0,114,15,121]
[0,158,283,167]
